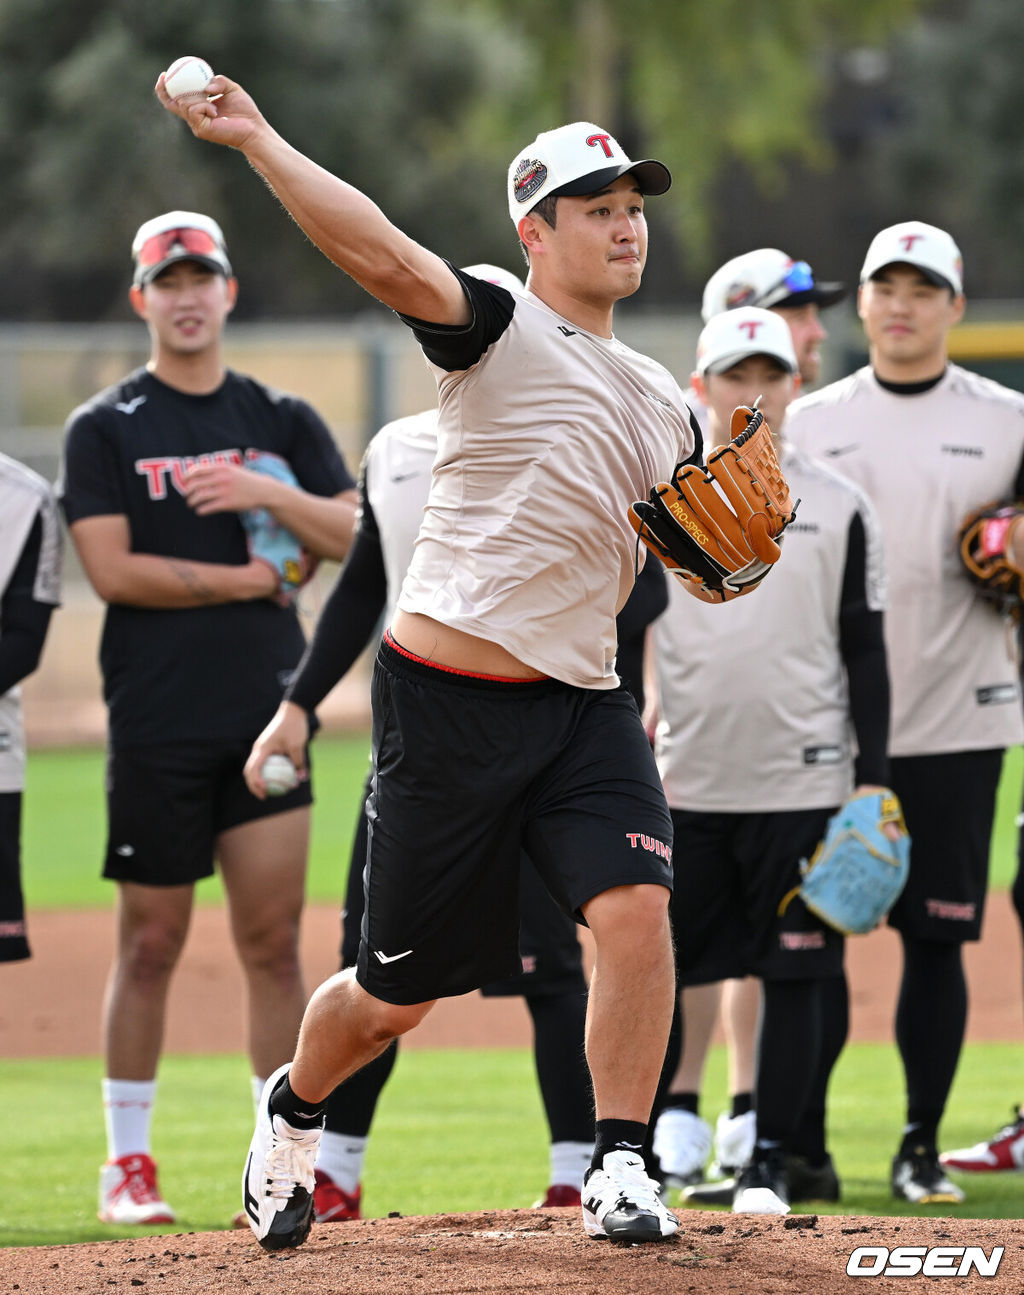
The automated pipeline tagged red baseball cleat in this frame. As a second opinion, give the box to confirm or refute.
[313,1169,362,1222]
[940,1106,1024,1172]
[533,1183,582,1208]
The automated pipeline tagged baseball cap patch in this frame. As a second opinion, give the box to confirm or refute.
[513,158,548,206]
[724,280,759,309]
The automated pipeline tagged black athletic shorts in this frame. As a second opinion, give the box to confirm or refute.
[355,634,673,1005]
[103,738,312,886]
[341,770,585,997]
[671,805,842,985]
[887,748,1003,943]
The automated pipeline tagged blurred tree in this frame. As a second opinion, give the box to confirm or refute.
[468,0,919,268]
[862,0,1024,298]
[0,0,533,320]
[0,0,924,320]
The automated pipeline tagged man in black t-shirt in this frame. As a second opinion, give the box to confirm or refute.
[59,210,357,1228]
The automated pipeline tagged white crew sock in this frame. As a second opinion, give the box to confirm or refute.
[314,1130,368,1194]
[550,1140,593,1189]
[102,1078,157,1161]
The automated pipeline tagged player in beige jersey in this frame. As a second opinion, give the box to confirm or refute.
[670,247,851,1194]
[159,74,703,1246]
[785,220,1024,1206]
[646,309,891,1214]
[0,454,62,964]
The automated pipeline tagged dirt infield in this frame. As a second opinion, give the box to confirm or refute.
[3,898,1023,1293]
[5,1209,1023,1293]
[3,892,1022,1057]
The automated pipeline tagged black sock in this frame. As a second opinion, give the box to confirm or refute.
[731,1092,754,1119]
[592,1119,648,1170]
[323,1041,398,1137]
[663,1091,700,1115]
[526,990,594,1143]
[755,979,820,1145]
[269,1072,326,1130]
[899,1121,940,1156]
[896,937,966,1153]
[789,973,848,1165]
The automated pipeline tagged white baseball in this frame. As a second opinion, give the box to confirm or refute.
[163,56,214,104]
[261,754,299,797]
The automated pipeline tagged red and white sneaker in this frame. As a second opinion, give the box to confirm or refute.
[313,1169,362,1222]
[941,1106,1024,1172]
[98,1153,176,1225]
[533,1184,582,1208]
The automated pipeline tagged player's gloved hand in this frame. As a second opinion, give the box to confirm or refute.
[798,788,911,935]
[238,452,315,605]
[628,403,798,603]
[957,499,1024,618]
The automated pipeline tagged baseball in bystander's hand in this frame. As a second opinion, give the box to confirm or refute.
[261,754,299,797]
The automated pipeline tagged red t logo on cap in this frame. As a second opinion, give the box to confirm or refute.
[900,234,924,253]
[739,320,762,341]
[586,134,614,158]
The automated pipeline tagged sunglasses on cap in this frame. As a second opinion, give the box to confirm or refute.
[135,226,223,270]
[760,260,815,307]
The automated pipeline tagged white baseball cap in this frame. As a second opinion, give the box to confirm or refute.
[696,307,799,377]
[701,248,846,321]
[459,264,525,294]
[132,210,233,286]
[507,121,671,226]
[860,221,963,294]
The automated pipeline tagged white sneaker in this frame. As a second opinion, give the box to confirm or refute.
[653,1109,713,1186]
[582,1150,679,1241]
[712,1109,757,1177]
[98,1153,176,1225]
[241,1064,323,1251]
[732,1145,790,1216]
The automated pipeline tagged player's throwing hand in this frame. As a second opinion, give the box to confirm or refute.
[155,69,264,152]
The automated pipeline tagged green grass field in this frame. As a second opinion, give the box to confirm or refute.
[20,738,1024,908]
[3,736,1023,1246]
[21,731,377,910]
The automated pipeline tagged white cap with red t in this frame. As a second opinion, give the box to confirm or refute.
[507,121,670,225]
[696,307,799,376]
[859,220,963,295]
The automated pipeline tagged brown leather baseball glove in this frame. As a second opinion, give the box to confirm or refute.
[628,404,798,603]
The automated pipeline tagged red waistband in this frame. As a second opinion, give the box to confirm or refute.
[383,629,548,683]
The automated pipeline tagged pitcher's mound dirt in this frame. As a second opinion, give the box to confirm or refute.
[6,1208,1023,1294]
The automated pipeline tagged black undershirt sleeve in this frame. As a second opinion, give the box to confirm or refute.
[617,559,668,643]
[0,515,56,696]
[398,264,517,372]
[1013,442,1024,500]
[838,510,890,787]
[285,490,387,713]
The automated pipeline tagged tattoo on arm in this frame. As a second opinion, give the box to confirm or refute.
[168,559,217,603]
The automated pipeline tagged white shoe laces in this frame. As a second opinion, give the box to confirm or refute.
[265,1120,320,1201]
[605,1157,664,1212]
